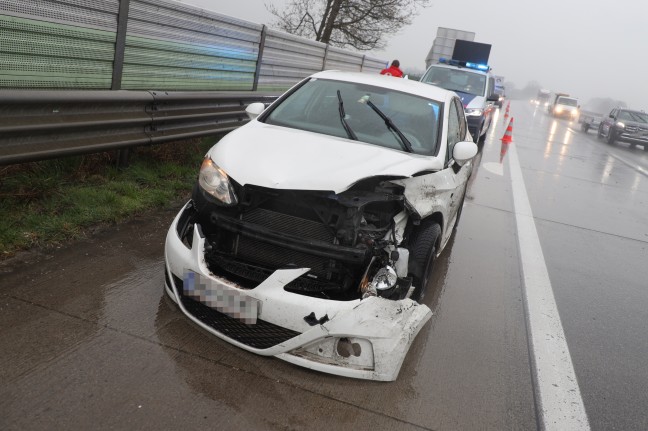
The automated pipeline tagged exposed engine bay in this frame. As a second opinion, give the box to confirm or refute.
[177,176,417,301]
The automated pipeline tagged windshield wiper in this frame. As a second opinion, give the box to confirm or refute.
[359,95,413,153]
[337,90,358,140]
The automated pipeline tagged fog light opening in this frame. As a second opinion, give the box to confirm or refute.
[337,337,362,358]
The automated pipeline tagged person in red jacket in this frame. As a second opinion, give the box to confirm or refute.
[380,60,404,78]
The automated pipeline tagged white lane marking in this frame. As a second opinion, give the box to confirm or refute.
[482,161,504,176]
[507,143,591,430]
[608,152,648,177]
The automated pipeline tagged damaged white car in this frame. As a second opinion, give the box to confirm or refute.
[164,71,478,381]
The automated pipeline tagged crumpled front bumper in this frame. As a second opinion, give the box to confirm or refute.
[164,201,432,381]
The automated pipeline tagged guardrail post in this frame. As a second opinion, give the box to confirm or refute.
[252,25,267,92]
[113,0,132,167]
[111,0,130,91]
[360,55,366,72]
[322,45,329,71]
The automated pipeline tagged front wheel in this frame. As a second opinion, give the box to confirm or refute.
[407,220,441,303]
[607,129,617,145]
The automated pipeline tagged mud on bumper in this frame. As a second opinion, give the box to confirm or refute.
[164,202,432,381]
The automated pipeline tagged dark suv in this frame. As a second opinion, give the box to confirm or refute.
[598,108,648,150]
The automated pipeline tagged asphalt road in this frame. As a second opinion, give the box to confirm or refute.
[1,101,647,430]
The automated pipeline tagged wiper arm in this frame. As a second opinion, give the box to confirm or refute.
[337,90,358,140]
[360,97,413,153]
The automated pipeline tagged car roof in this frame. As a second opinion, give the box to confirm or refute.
[424,63,490,77]
[309,70,453,103]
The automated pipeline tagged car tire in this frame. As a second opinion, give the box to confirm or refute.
[607,129,616,145]
[407,220,441,303]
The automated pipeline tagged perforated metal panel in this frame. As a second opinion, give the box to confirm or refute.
[0,0,387,92]
[324,46,363,72]
[363,56,389,74]
[0,0,119,30]
[121,0,262,90]
[0,13,116,89]
[257,29,326,91]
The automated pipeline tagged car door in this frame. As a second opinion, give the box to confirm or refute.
[393,97,473,247]
[447,97,471,224]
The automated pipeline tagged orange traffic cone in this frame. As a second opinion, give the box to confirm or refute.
[503,103,510,123]
[500,118,514,163]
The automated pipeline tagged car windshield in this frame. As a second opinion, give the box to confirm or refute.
[557,97,578,107]
[618,110,648,123]
[264,78,442,155]
[420,67,486,97]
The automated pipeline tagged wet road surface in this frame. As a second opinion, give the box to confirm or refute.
[1,101,647,430]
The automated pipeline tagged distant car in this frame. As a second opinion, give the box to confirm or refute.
[163,70,478,381]
[598,108,648,150]
[548,95,579,120]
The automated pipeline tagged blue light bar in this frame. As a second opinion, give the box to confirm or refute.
[438,58,490,72]
[466,62,490,71]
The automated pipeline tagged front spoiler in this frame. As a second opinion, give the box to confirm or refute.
[164,202,432,381]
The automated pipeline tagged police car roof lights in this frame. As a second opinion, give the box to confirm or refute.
[438,57,491,72]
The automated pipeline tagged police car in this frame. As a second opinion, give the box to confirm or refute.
[420,58,499,143]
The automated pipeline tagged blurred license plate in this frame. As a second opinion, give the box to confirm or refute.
[183,270,259,324]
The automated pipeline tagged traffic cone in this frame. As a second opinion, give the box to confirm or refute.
[500,117,513,163]
[503,103,510,123]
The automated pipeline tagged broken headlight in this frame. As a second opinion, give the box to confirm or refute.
[198,158,238,205]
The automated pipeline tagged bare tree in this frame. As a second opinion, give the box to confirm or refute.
[266,0,431,51]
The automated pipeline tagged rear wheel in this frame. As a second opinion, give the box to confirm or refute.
[407,220,441,302]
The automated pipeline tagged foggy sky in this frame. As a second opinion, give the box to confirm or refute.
[177,0,645,110]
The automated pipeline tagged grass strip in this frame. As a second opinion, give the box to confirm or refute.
[0,138,215,259]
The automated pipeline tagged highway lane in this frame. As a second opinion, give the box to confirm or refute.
[1,101,647,430]
[511,103,648,431]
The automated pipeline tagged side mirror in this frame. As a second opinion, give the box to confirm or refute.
[245,102,265,120]
[453,140,478,166]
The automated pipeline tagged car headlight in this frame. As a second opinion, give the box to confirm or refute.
[555,106,563,113]
[465,108,484,117]
[198,158,238,205]
[616,121,625,129]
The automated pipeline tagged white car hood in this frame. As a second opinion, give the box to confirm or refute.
[209,121,443,193]
[463,95,486,110]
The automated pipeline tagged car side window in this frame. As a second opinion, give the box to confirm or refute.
[446,98,463,161]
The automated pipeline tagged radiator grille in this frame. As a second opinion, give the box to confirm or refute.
[236,208,334,276]
[242,207,333,242]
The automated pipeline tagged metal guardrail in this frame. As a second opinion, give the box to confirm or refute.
[0,90,279,165]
